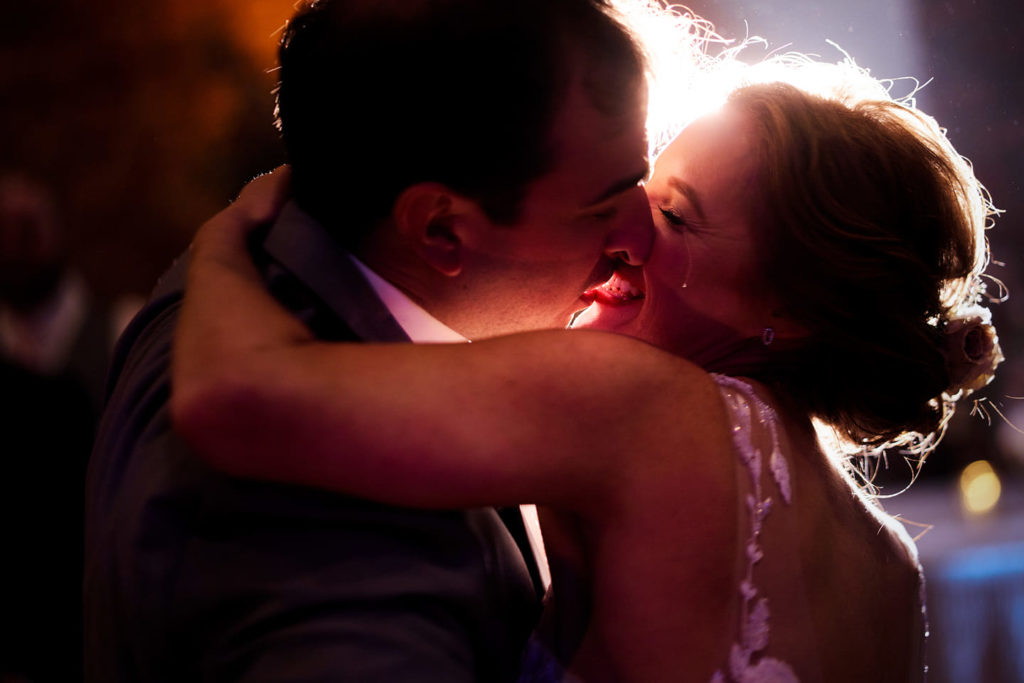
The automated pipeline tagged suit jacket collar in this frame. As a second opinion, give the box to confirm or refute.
[263,202,410,344]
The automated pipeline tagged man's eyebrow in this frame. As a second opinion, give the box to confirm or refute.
[583,169,648,208]
[670,177,707,221]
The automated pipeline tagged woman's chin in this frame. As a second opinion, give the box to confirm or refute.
[570,299,644,332]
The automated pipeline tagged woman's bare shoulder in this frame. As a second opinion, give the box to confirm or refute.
[474,330,738,512]
[488,330,723,418]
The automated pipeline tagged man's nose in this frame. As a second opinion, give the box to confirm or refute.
[604,186,654,265]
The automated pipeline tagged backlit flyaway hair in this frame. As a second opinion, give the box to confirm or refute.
[614,1,1001,474]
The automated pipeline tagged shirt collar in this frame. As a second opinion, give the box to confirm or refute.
[348,255,467,344]
[0,273,88,374]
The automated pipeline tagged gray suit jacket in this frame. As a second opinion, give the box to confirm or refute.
[84,203,542,682]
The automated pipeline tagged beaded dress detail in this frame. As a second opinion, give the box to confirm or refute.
[710,375,799,683]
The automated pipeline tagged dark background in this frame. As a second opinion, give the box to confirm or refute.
[1,0,1020,477]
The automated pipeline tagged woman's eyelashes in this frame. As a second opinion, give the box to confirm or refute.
[658,205,686,228]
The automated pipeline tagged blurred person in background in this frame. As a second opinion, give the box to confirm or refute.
[0,173,136,682]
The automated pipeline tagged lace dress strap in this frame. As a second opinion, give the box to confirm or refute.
[710,375,800,683]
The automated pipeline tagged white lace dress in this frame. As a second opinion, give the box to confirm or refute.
[709,374,799,683]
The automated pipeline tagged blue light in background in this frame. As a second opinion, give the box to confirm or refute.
[939,541,1024,582]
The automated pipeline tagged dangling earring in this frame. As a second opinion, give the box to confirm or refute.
[761,327,775,346]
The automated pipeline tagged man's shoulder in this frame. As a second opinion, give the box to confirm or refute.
[105,240,362,397]
[101,253,188,391]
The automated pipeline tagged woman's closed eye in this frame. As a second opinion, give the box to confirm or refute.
[658,206,686,228]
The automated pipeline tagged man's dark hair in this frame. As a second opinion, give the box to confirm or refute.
[276,0,645,248]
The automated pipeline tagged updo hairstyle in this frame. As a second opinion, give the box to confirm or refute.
[726,76,994,454]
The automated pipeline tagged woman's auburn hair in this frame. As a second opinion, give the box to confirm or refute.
[726,79,992,454]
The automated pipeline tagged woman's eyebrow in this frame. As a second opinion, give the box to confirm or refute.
[669,177,707,220]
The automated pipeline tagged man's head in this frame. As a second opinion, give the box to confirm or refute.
[276,0,654,337]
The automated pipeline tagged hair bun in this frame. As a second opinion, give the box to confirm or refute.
[943,306,1003,397]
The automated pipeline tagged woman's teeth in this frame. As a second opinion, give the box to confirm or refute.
[583,272,644,305]
[602,272,643,300]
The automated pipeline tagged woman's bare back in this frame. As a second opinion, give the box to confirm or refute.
[535,375,925,682]
[745,380,925,683]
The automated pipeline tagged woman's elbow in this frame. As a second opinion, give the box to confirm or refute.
[170,368,258,476]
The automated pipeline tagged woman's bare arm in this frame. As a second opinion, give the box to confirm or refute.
[171,173,718,516]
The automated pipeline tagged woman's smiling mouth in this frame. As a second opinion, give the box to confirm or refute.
[572,266,646,330]
[582,267,645,306]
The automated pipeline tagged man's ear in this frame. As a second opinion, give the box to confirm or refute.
[392,183,477,277]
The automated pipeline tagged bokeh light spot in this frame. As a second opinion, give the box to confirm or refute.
[959,459,1001,515]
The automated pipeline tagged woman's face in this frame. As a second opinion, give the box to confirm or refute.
[572,106,773,366]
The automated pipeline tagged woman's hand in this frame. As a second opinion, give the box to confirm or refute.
[188,166,292,288]
[172,166,315,458]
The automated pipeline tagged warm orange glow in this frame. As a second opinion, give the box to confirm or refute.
[960,459,1001,516]
[223,2,295,68]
